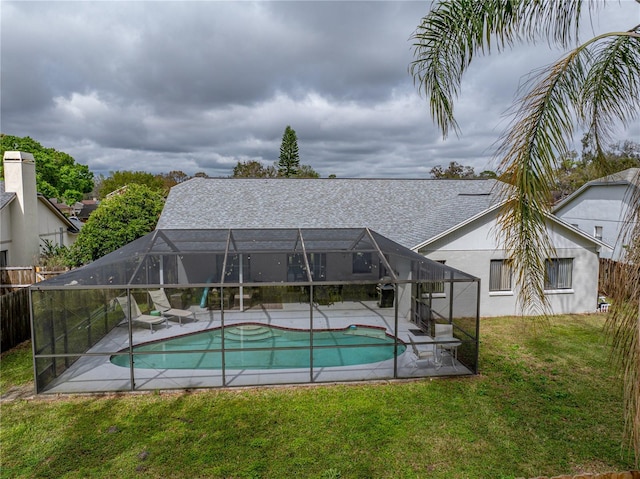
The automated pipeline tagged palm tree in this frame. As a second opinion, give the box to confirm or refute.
[410,0,640,465]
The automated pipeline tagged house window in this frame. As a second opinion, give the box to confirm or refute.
[545,258,573,290]
[287,253,306,281]
[594,226,603,241]
[489,259,512,291]
[425,260,446,294]
[352,252,372,274]
[0,250,6,268]
[287,253,326,281]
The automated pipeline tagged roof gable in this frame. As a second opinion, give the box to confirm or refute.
[417,200,609,251]
[157,178,503,249]
[553,167,640,213]
[38,194,80,232]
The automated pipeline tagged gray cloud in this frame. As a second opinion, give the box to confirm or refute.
[2,1,638,180]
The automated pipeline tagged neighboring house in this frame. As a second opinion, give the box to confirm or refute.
[553,168,639,261]
[157,177,607,317]
[0,151,80,267]
[77,199,99,222]
[48,198,73,217]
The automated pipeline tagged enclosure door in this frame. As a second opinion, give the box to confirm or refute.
[412,283,432,334]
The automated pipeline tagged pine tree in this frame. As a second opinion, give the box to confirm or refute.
[277,126,300,177]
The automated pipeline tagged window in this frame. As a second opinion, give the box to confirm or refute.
[287,253,306,281]
[352,252,372,274]
[489,260,512,291]
[308,253,326,281]
[287,253,326,281]
[594,226,603,241]
[424,260,445,294]
[0,250,6,268]
[545,258,573,290]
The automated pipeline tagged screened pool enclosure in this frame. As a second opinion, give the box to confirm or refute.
[30,228,480,394]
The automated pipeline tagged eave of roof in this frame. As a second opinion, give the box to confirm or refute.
[416,198,610,251]
[38,194,80,233]
[553,168,640,213]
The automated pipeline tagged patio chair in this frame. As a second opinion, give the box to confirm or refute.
[409,337,435,368]
[435,324,460,370]
[115,296,168,333]
[148,289,197,326]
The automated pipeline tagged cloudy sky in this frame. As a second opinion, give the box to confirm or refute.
[2,1,639,179]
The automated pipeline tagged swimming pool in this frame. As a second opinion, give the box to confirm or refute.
[111,324,406,370]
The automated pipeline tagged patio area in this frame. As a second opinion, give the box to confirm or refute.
[41,300,473,394]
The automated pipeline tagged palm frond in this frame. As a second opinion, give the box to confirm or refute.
[581,33,640,162]
[496,48,589,314]
[411,0,640,465]
[605,171,640,466]
[410,0,598,138]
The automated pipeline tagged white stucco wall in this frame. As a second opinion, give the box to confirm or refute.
[38,201,77,249]
[0,205,13,265]
[418,212,601,317]
[554,184,631,260]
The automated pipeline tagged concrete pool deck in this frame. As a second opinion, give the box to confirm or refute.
[39,301,473,394]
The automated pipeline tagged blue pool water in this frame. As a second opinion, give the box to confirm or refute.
[111,324,405,370]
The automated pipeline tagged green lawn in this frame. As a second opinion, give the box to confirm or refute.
[0,315,634,478]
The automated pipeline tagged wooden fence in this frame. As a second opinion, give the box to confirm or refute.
[0,266,69,352]
[598,257,635,298]
[1,267,36,295]
[0,288,30,352]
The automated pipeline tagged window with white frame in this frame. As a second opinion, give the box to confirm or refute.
[594,226,603,241]
[489,259,512,291]
[424,260,446,294]
[545,258,573,290]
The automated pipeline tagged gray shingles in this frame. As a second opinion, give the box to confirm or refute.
[157,178,503,249]
[0,181,16,210]
[588,167,639,186]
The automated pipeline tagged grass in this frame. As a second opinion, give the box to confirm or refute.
[0,314,635,478]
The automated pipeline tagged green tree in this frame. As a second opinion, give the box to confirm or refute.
[0,134,94,204]
[98,170,165,199]
[430,161,476,179]
[553,139,640,200]
[232,160,277,178]
[277,126,300,177]
[66,184,164,266]
[430,161,497,179]
[294,163,320,178]
[157,170,190,191]
[411,0,640,463]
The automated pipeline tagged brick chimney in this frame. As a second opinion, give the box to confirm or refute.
[3,151,40,265]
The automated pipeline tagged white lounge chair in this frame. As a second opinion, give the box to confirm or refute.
[409,337,436,368]
[115,296,167,332]
[148,289,197,326]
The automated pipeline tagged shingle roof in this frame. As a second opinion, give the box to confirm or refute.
[157,178,503,249]
[589,167,640,186]
[0,181,16,210]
